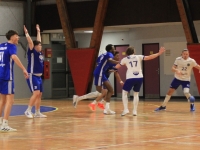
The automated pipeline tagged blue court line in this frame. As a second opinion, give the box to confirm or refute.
[2,105,57,116]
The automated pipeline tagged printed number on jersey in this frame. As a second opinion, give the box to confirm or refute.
[129,61,138,67]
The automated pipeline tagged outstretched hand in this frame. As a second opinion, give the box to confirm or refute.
[159,47,166,55]
[24,25,28,34]
[36,24,40,32]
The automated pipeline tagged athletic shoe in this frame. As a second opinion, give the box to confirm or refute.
[0,126,17,132]
[34,113,47,118]
[133,110,137,116]
[88,103,96,111]
[73,95,79,108]
[103,109,116,115]
[97,102,105,110]
[190,104,195,112]
[154,106,166,111]
[121,109,129,116]
[24,111,33,119]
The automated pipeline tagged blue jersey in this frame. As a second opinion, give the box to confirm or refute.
[105,64,118,78]
[27,48,44,74]
[93,52,114,76]
[0,42,17,80]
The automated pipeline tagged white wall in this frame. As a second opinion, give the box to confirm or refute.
[0,1,24,35]
[75,21,200,97]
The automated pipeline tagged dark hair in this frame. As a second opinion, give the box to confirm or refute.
[33,40,41,46]
[126,47,135,56]
[6,30,18,40]
[105,44,113,52]
[114,51,119,56]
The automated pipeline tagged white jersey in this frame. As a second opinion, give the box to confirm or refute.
[120,55,144,79]
[174,57,197,81]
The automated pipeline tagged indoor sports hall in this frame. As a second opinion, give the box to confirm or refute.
[0,0,200,149]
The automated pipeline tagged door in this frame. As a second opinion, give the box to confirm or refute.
[143,43,160,98]
[115,45,129,97]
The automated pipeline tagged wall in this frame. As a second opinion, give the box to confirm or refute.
[75,21,200,97]
[0,1,24,36]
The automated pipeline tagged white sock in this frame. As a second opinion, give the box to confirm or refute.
[0,117,2,124]
[26,106,32,112]
[161,95,171,107]
[122,90,128,110]
[106,102,110,109]
[36,109,40,114]
[100,99,105,103]
[78,91,101,101]
[2,119,8,127]
[133,92,139,112]
[92,100,97,104]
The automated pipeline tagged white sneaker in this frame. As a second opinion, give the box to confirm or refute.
[133,110,137,116]
[121,109,130,116]
[34,113,47,118]
[73,95,79,108]
[24,111,33,119]
[0,126,17,132]
[103,109,116,115]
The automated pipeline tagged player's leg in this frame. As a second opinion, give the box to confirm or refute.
[132,78,143,116]
[121,79,135,116]
[155,78,179,111]
[25,74,41,118]
[73,75,102,108]
[103,80,115,114]
[97,89,107,110]
[0,80,17,132]
[34,78,47,117]
[0,94,6,125]
[181,81,195,111]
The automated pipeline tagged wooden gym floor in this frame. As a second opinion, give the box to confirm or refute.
[0,98,200,150]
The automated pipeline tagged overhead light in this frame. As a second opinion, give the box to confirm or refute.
[84,31,93,33]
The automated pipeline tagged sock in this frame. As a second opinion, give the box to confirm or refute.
[36,109,40,114]
[100,99,105,103]
[161,95,171,107]
[122,90,128,110]
[77,91,101,101]
[92,100,97,104]
[0,117,2,124]
[2,119,8,127]
[106,102,110,109]
[133,92,139,112]
[26,106,32,112]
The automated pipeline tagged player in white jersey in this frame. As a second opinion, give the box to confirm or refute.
[115,46,165,116]
[155,49,200,112]
[24,25,47,118]
[0,30,28,132]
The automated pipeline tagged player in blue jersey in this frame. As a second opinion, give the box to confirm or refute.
[115,46,165,116]
[0,30,29,132]
[88,51,124,111]
[154,49,200,112]
[73,44,119,114]
[24,25,46,118]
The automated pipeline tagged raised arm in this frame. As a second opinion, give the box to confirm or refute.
[24,25,34,50]
[36,24,41,42]
[108,58,119,64]
[143,47,165,61]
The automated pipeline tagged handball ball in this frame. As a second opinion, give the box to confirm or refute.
[189,96,195,103]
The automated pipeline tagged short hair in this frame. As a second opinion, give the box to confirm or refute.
[126,47,135,56]
[114,51,119,56]
[105,44,113,52]
[5,30,18,40]
[182,49,189,52]
[33,40,41,46]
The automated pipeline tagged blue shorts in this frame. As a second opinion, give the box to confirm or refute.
[0,80,14,94]
[123,78,143,92]
[27,74,43,92]
[170,78,190,89]
[94,74,108,86]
